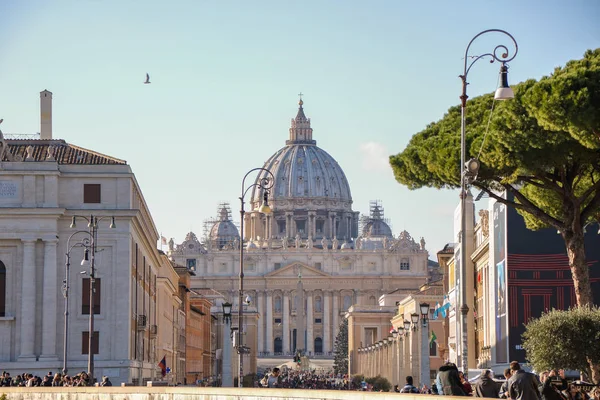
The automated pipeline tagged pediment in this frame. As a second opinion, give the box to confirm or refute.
[265,262,331,278]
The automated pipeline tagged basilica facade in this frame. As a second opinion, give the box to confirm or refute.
[168,100,430,360]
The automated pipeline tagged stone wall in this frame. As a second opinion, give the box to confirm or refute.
[0,386,452,400]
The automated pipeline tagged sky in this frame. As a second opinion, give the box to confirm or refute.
[0,1,598,258]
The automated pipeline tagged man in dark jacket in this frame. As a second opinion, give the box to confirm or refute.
[539,370,567,400]
[508,361,541,400]
[474,370,500,398]
[500,368,513,398]
[438,362,466,396]
[400,376,420,393]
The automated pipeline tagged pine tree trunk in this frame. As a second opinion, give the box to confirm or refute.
[563,230,593,307]
[563,228,598,383]
[588,357,600,384]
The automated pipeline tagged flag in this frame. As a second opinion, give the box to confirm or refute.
[158,356,167,377]
[160,236,167,245]
[430,331,437,346]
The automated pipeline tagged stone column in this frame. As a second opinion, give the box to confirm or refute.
[285,212,292,239]
[306,291,314,354]
[323,291,331,355]
[19,239,37,360]
[266,291,273,355]
[420,322,430,388]
[283,291,290,354]
[222,316,233,387]
[257,291,264,354]
[332,291,339,341]
[391,339,397,386]
[41,239,58,359]
[404,334,411,383]
[411,328,419,384]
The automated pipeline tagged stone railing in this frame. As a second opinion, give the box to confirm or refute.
[0,386,463,400]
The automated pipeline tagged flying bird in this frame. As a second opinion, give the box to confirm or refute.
[0,119,3,124]
[144,73,151,84]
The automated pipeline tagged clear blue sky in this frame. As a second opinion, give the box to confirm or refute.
[1,1,598,257]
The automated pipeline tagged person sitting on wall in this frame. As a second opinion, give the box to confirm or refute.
[400,376,420,393]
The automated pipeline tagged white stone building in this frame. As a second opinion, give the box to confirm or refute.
[0,90,178,385]
[168,100,431,365]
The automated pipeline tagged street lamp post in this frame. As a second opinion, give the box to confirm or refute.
[70,215,115,384]
[419,303,430,389]
[237,168,274,387]
[63,231,94,375]
[458,29,517,377]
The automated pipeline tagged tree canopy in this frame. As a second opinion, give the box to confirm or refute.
[390,49,600,307]
[522,307,600,383]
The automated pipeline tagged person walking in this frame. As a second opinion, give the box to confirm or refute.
[267,368,280,388]
[438,362,466,396]
[474,370,500,398]
[507,361,540,400]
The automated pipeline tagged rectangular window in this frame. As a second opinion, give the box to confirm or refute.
[400,258,410,271]
[186,259,196,271]
[83,184,101,204]
[314,262,322,270]
[316,220,324,234]
[277,220,286,236]
[274,263,281,270]
[315,318,322,324]
[365,327,377,346]
[274,318,282,324]
[82,331,99,354]
[82,278,101,314]
[296,220,306,234]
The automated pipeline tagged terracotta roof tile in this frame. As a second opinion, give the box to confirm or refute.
[2,139,126,165]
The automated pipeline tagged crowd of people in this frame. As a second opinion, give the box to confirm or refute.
[0,371,112,387]
[428,361,600,400]
[258,367,355,390]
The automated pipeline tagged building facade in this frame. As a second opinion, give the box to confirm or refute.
[443,193,600,374]
[0,91,182,385]
[168,100,430,368]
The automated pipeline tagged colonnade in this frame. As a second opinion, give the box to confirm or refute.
[356,323,425,387]
[252,288,348,356]
[246,210,356,241]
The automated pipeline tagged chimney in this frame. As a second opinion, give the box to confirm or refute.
[40,90,53,139]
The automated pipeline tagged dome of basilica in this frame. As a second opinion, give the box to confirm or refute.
[251,99,352,208]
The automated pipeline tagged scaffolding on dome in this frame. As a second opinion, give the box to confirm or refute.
[359,200,393,233]
[201,202,240,248]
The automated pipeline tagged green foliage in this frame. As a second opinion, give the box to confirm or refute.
[389,49,600,231]
[365,375,392,392]
[333,318,349,375]
[522,306,600,381]
[390,49,600,307]
[352,374,365,387]
[0,394,6,400]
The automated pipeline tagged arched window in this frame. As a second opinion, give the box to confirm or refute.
[274,337,282,354]
[343,295,351,311]
[274,296,282,313]
[0,260,5,317]
[315,296,322,312]
[314,337,323,354]
[369,295,376,305]
[430,340,437,356]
